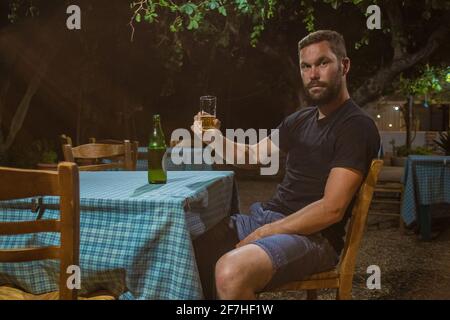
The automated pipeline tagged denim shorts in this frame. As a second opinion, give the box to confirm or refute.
[231,202,339,289]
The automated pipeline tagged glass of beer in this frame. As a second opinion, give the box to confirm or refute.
[199,95,217,131]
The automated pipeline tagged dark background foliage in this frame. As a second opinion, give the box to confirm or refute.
[0,0,449,166]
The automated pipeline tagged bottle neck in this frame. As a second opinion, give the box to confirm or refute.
[153,120,162,134]
[149,118,166,148]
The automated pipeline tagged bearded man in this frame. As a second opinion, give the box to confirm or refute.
[192,30,381,300]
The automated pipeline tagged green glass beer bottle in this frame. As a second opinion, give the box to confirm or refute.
[148,114,167,184]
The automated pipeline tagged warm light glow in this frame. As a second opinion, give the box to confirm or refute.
[393,106,400,111]
[377,114,381,119]
[389,124,393,127]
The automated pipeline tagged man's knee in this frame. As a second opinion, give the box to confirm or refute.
[193,217,240,299]
[215,252,246,296]
[215,245,275,298]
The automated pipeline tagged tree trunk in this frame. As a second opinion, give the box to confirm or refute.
[0,49,56,153]
[406,95,413,151]
[0,76,11,145]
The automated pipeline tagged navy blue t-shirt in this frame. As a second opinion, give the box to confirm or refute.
[264,98,380,254]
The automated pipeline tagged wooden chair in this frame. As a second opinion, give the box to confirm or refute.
[370,166,405,233]
[60,134,74,162]
[89,138,139,168]
[263,159,383,300]
[0,163,115,300]
[60,134,73,147]
[63,140,136,171]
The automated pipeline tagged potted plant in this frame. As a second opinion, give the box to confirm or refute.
[434,127,450,156]
[391,144,434,166]
[36,150,58,170]
[34,140,58,170]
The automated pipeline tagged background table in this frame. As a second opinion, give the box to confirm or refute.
[401,155,450,240]
[0,171,238,299]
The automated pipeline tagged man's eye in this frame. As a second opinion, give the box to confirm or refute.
[320,61,328,67]
[301,65,311,70]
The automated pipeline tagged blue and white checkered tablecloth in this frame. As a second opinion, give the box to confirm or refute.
[401,155,450,226]
[0,171,238,300]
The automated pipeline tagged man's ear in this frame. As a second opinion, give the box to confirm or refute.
[342,57,350,76]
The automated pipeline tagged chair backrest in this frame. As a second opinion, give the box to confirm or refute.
[88,138,122,145]
[88,138,139,168]
[60,134,73,147]
[338,159,383,275]
[0,162,80,300]
[60,134,73,157]
[63,140,136,171]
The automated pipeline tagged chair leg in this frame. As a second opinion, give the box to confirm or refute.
[336,287,352,300]
[306,290,317,300]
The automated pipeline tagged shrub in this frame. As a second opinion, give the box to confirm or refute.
[395,145,434,157]
[433,128,450,156]
[8,139,58,168]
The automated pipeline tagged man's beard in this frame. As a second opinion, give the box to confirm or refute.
[302,71,342,106]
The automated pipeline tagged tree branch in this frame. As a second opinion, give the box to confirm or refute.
[383,0,408,60]
[353,17,449,107]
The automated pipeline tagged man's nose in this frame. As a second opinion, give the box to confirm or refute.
[310,65,320,80]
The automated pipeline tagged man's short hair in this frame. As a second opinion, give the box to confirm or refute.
[298,30,347,60]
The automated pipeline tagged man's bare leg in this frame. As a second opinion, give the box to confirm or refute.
[215,244,275,299]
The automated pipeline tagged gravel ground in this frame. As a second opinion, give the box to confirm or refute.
[235,178,450,300]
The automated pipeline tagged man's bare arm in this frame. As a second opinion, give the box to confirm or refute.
[191,116,280,168]
[216,134,279,169]
[237,167,363,247]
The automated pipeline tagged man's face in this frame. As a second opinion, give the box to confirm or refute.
[299,41,345,106]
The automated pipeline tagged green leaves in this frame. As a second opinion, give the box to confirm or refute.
[399,65,449,96]
[129,0,280,47]
[187,18,199,30]
[329,0,340,10]
[235,0,250,13]
[181,2,197,15]
[218,6,227,16]
[250,25,265,47]
[169,17,183,32]
[354,33,370,50]
[145,12,158,22]
[299,1,315,32]
[209,1,220,10]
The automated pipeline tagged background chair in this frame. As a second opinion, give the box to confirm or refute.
[63,140,136,171]
[60,134,73,147]
[369,166,405,233]
[89,138,139,168]
[263,159,383,300]
[0,163,114,300]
